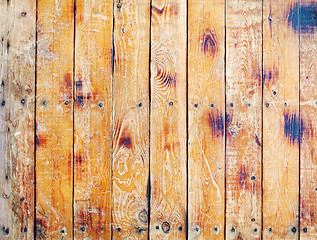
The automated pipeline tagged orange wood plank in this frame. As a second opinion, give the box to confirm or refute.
[149,0,187,238]
[112,0,150,238]
[225,0,262,238]
[188,0,225,239]
[73,0,113,239]
[300,0,317,238]
[263,0,300,238]
[36,0,74,238]
[0,0,36,238]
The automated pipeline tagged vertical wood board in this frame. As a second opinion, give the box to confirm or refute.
[112,0,150,239]
[188,0,225,239]
[0,0,36,238]
[225,0,263,238]
[150,0,187,238]
[36,0,74,238]
[300,0,317,238]
[73,0,113,238]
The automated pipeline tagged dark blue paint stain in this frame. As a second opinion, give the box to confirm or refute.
[75,80,83,89]
[284,112,300,144]
[201,28,218,56]
[156,67,177,87]
[288,2,317,33]
[263,67,279,86]
[225,112,232,138]
[146,174,150,209]
[75,154,83,165]
[255,135,261,147]
[208,111,224,137]
[119,136,132,149]
[264,71,272,81]
[75,94,84,105]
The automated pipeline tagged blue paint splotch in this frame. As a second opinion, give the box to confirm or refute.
[284,112,300,144]
[201,28,218,56]
[288,2,317,33]
[208,111,224,137]
[263,66,279,87]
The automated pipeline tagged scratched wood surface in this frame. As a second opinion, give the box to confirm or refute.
[112,0,150,239]
[1,0,317,239]
[36,0,74,239]
[300,0,317,239]
[262,0,300,239]
[188,0,225,239]
[149,0,187,238]
[73,0,113,239]
[0,0,36,239]
[225,0,263,239]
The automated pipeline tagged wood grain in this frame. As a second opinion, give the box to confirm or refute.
[188,0,225,239]
[263,0,300,238]
[150,0,187,238]
[0,0,36,238]
[300,0,317,238]
[36,0,74,238]
[112,0,150,239]
[73,0,113,239]
[225,0,262,239]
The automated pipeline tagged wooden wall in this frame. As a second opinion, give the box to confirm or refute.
[0,0,316,239]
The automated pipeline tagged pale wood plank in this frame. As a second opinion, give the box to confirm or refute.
[225,0,262,238]
[73,0,113,239]
[149,0,187,238]
[0,0,36,238]
[36,0,74,238]
[0,1,11,237]
[188,0,225,239]
[112,0,150,239]
[300,0,317,238]
[262,0,300,238]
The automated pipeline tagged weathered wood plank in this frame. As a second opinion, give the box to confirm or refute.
[36,0,74,238]
[225,0,262,239]
[0,0,36,238]
[73,0,113,239]
[300,0,317,238]
[188,0,225,239]
[112,0,150,238]
[150,0,187,238]
[262,0,300,238]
